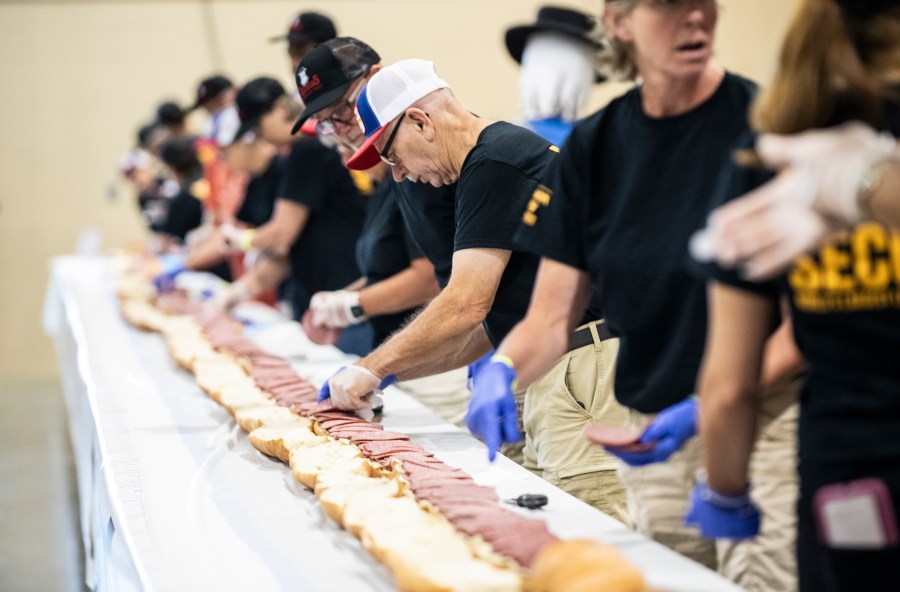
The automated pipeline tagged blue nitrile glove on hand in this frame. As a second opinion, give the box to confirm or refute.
[467,350,494,391]
[685,479,761,539]
[153,254,187,293]
[465,355,522,462]
[607,397,698,466]
[318,365,396,404]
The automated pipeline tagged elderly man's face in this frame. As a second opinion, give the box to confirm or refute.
[315,76,368,150]
[374,110,457,187]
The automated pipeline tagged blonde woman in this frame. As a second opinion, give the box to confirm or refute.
[469,0,803,589]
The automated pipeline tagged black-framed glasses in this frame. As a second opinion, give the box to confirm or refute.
[315,77,367,136]
[379,112,406,166]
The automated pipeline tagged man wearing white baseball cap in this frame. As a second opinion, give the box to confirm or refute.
[320,59,631,519]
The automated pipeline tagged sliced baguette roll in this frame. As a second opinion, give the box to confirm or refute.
[314,469,395,524]
[343,493,521,592]
[526,539,646,592]
[234,404,308,433]
[289,440,366,489]
[248,425,325,463]
[217,381,270,414]
[121,299,167,331]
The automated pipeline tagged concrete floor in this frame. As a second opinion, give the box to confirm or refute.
[0,379,85,592]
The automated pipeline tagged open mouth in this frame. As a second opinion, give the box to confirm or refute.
[677,41,707,52]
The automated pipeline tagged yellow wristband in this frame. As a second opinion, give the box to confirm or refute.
[239,229,256,252]
[490,354,515,369]
[490,354,518,390]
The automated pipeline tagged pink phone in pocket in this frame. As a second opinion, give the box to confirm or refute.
[814,478,899,549]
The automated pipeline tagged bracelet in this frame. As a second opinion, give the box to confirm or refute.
[239,229,257,252]
[699,479,752,509]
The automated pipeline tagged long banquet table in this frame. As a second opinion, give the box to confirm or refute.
[44,254,742,592]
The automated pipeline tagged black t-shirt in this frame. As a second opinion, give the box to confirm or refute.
[701,103,900,487]
[453,121,560,345]
[235,154,284,227]
[159,175,204,241]
[356,178,425,345]
[516,72,758,413]
[280,138,367,314]
[394,180,457,287]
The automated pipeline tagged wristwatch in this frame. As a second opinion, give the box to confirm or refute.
[350,303,366,320]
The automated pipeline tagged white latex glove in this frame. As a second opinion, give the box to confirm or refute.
[220,223,256,253]
[207,280,251,312]
[519,31,595,122]
[690,123,898,280]
[309,290,366,328]
[690,172,838,280]
[326,365,383,411]
[757,123,897,224]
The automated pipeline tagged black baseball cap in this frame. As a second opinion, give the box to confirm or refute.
[269,12,337,46]
[190,75,233,110]
[235,77,287,139]
[834,0,897,18]
[290,37,381,134]
[156,101,185,126]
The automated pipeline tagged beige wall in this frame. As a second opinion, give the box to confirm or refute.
[0,0,797,382]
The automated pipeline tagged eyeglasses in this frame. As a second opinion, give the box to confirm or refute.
[314,77,367,136]
[379,112,406,166]
[645,0,716,9]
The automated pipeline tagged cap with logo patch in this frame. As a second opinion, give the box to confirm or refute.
[290,37,381,135]
[269,12,336,46]
[346,59,449,171]
[190,75,233,111]
[234,77,287,141]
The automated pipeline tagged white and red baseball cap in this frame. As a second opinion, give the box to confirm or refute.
[346,59,449,171]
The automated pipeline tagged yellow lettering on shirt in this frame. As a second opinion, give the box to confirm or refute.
[349,169,375,196]
[788,223,900,313]
[521,184,553,227]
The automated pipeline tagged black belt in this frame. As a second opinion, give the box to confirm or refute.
[568,322,614,353]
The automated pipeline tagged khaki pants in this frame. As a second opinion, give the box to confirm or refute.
[398,367,470,427]
[617,379,801,592]
[522,322,631,521]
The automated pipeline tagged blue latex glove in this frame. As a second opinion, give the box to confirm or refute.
[606,398,698,466]
[467,350,494,390]
[318,366,396,403]
[464,356,522,462]
[685,480,761,539]
[153,254,186,293]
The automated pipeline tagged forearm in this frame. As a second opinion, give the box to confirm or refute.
[698,283,776,495]
[249,200,309,257]
[358,259,439,317]
[185,229,226,271]
[867,159,900,230]
[699,378,757,495]
[499,258,590,388]
[239,255,289,296]
[360,285,490,380]
[499,315,570,389]
[759,316,806,390]
[400,324,492,379]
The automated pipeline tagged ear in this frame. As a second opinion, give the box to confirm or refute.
[406,108,435,141]
[369,64,383,75]
[603,4,634,44]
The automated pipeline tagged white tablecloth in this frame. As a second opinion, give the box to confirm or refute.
[44,255,741,592]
